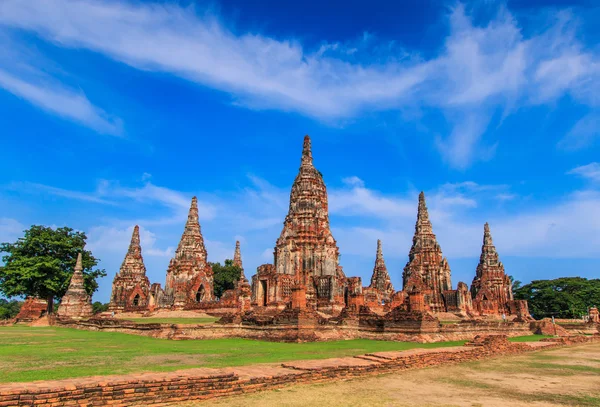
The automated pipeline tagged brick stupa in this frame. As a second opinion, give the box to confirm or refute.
[109,226,151,312]
[403,192,452,312]
[57,253,93,319]
[164,196,214,308]
[471,223,513,315]
[368,239,394,299]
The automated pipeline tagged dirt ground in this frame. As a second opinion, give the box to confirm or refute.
[178,343,600,407]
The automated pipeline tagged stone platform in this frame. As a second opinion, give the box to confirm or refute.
[1,335,597,406]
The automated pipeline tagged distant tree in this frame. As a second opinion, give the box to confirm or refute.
[0,298,22,320]
[514,277,600,319]
[508,275,522,291]
[0,226,106,314]
[92,301,109,314]
[212,259,242,299]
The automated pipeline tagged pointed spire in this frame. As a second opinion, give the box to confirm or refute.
[74,252,83,272]
[370,239,393,294]
[67,252,86,292]
[301,135,313,167]
[118,225,146,276]
[483,222,493,246]
[233,240,243,269]
[172,196,208,261]
[128,225,142,257]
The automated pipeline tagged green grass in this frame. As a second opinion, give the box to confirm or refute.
[123,317,218,325]
[508,334,552,342]
[0,326,467,383]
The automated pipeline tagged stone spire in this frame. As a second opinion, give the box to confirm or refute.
[174,196,208,261]
[301,134,313,167]
[233,240,247,281]
[273,135,340,280]
[68,253,86,293]
[57,252,93,318]
[118,225,146,276]
[165,196,213,307]
[471,222,513,313]
[369,239,394,296]
[108,225,151,313]
[402,191,452,312]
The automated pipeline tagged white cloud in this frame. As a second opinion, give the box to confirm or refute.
[558,112,600,151]
[0,218,25,244]
[567,162,600,183]
[0,68,122,136]
[0,0,597,167]
[8,182,116,205]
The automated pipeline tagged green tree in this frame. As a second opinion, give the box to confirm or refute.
[508,275,522,291]
[0,226,106,314]
[211,259,242,299]
[0,298,22,319]
[92,301,109,314]
[514,277,600,319]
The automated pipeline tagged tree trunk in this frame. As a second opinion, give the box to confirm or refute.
[47,295,54,314]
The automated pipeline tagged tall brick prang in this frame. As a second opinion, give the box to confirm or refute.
[252,135,348,312]
[164,197,214,308]
[403,192,452,312]
[57,253,93,319]
[109,226,151,312]
[471,223,513,315]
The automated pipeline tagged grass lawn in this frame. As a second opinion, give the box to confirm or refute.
[508,334,553,342]
[123,317,218,325]
[0,326,550,383]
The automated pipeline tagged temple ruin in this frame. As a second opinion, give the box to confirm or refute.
[108,226,151,312]
[89,134,532,337]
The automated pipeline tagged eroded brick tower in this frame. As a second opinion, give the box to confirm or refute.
[252,135,347,311]
[108,226,151,312]
[403,192,452,312]
[471,223,513,315]
[57,253,93,319]
[164,196,213,308]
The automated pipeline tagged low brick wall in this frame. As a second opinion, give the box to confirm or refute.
[2,335,598,406]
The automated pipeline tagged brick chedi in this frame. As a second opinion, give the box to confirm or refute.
[252,135,349,313]
[471,223,513,315]
[109,226,151,312]
[364,240,395,308]
[57,253,93,319]
[164,197,214,308]
[403,192,452,312]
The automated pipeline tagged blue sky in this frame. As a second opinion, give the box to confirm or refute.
[0,0,599,303]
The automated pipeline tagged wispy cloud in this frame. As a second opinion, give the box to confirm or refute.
[558,112,600,151]
[7,182,116,205]
[568,162,600,183]
[0,0,597,167]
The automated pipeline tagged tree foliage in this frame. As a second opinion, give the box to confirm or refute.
[0,298,22,320]
[92,301,109,314]
[211,259,242,299]
[0,226,106,313]
[514,277,600,319]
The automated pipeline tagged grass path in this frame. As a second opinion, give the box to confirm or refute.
[0,326,547,383]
